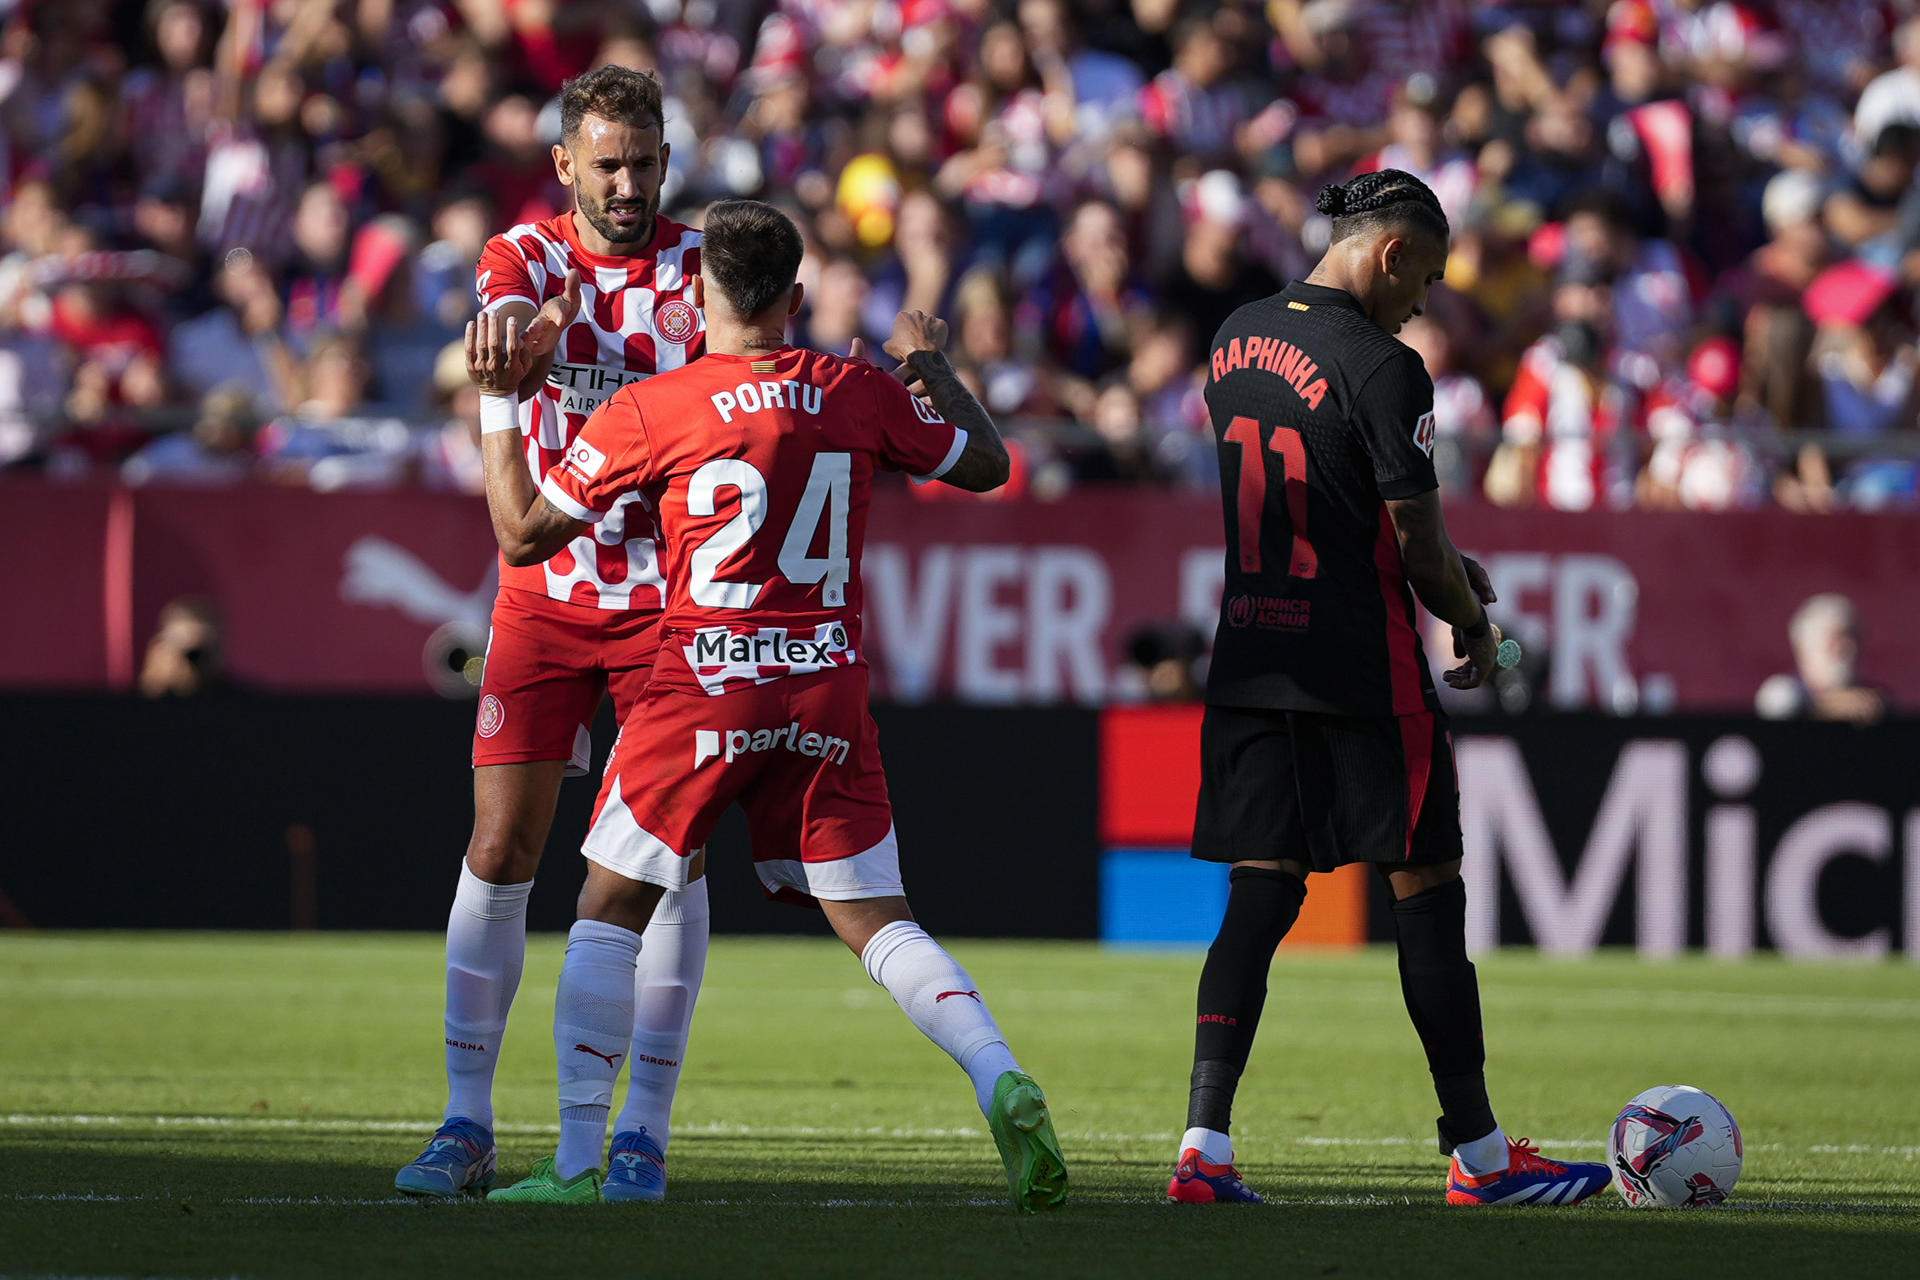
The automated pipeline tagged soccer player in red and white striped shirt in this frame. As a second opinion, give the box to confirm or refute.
[394,66,707,1206]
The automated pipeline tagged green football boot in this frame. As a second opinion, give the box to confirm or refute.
[986,1070,1069,1213]
[486,1156,603,1204]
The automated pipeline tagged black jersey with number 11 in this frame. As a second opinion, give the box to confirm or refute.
[1202,280,1442,718]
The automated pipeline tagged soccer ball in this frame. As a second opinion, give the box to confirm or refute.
[1608,1084,1743,1208]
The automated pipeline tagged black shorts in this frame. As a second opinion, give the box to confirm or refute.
[1190,704,1462,871]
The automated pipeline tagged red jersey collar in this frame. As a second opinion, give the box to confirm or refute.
[554,210,674,268]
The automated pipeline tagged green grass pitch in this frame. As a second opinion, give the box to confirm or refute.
[3,934,1917,1278]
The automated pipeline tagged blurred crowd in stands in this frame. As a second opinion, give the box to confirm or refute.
[3,0,1920,508]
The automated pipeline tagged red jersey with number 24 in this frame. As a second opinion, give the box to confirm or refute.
[540,346,967,695]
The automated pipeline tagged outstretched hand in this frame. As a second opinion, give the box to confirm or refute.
[521,268,582,359]
[465,308,534,396]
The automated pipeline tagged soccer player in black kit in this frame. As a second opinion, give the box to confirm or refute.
[1164,170,1611,1208]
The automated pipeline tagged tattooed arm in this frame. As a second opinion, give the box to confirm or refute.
[879,311,1011,493]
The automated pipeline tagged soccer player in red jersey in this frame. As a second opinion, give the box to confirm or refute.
[395,67,709,1205]
[473,199,1069,1211]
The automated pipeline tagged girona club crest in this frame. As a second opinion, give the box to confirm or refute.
[477,694,506,739]
[654,298,697,344]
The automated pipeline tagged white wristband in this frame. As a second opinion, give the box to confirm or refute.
[480,394,518,435]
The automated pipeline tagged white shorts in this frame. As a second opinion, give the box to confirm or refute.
[582,793,905,905]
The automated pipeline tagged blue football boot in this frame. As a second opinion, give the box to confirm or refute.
[394,1117,496,1198]
[601,1128,668,1203]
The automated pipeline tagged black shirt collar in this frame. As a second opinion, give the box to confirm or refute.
[1281,280,1363,313]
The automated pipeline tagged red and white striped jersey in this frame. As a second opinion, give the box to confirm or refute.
[475,212,706,611]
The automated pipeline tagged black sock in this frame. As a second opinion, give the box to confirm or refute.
[1186,866,1307,1134]
[1390,876,1497,1152]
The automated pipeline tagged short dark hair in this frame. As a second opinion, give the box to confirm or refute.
[701,199,805,318]
[559,65,665,142]
[1316,169,1449,244]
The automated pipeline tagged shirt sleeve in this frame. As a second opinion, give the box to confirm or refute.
[1352,348,1440,500]
[475,232,545,314]
[539,391,652,523]
[867,366,968,480]
[1501,350,1551,444]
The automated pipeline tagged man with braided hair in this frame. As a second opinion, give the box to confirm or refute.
[1165,169,1612,1208]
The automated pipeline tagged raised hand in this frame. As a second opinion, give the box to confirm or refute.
[880,311,951,396]
[465,309,534,396]
[884,309,949,364]
[522,268,583,359]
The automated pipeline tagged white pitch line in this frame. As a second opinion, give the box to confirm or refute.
[818,1197,1004,1209]
[5,1192,423,1208]
[0,1113,990,1141]
[0,1113,1594,1148]
[0,1274,224,1280]
[1291,1135,1592,1149]
[1262,1193,1417,1207]
[2,1113,1866,1157]
[0,1112,559,1137]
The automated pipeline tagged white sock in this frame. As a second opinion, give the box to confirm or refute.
[1454,1124,1510,1177]
[614,879,709,1152]
[442,860,533,1131]
[552,919,641,1179]
[860,920,1020,1116]
[1180,1126,1234,1166]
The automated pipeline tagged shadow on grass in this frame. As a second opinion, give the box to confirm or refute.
[1,1135,1914,1279]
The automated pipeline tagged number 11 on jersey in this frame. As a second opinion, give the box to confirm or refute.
[1225,415,1318,580]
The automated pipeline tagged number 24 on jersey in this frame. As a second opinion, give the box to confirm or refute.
[687,451,852,609]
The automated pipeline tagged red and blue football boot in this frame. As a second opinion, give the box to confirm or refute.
[1445,1137,1610,1206]
[1167,1148,1265,1204]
